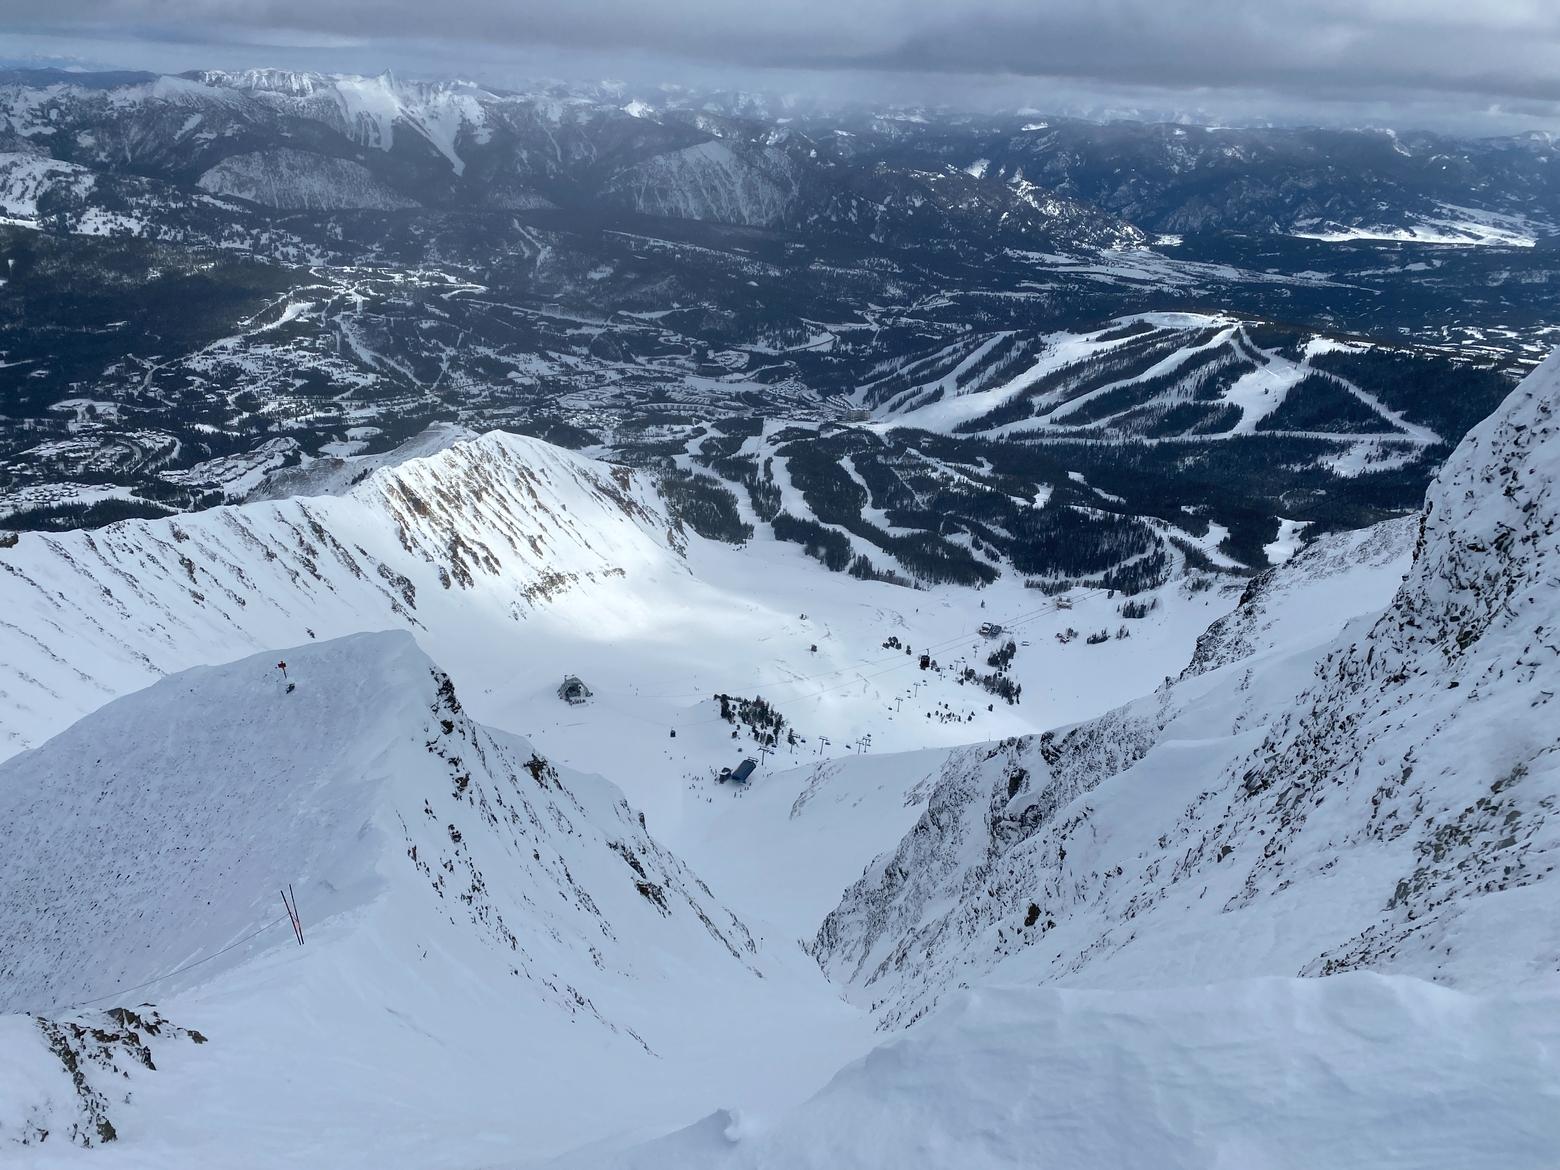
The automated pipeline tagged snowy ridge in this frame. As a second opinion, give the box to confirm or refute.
[1221,348,1560,981]
[812,355,1560,1026]
[0,631,756,1014]
[195,69,488,175]
[0,633,865,1162]
[0,430,685,757]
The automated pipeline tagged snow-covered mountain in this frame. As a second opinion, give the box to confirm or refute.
[0,414,1231,843]
[0,68,1146,250]
[196,147,420,211]
[0,631,867,1162]
[192,69,488,175]
[600,140,799,227]
[4,50,1560,1169]
[909,117,1560,242]
[2,348,1558,1167]
[528,346,1560,1170]
[10,66,1560,249]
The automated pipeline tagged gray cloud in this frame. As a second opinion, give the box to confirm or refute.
[4,0,1559,130]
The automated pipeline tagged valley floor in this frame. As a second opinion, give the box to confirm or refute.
[461,529,1226,853]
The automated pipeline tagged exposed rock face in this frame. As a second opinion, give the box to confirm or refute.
[197,149,419,211]
[1224,350,1560,980]
[1182,516,1416,678]
[815,355,1560,1025]
[3,1008,207,1148]
[600,140,799,227]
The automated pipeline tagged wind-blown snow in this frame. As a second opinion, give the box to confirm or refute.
[552,976,1560,1170]
[675,747,955,939]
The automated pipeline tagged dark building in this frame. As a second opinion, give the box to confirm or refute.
[557,675,593,705]
[719,757,759,785]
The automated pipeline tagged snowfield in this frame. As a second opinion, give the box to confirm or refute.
[1293,203,1547,248]
[549,976,1560,1170]
[3,353,1560,1166]
[0,152,95,225]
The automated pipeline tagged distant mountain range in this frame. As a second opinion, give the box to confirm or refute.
[6,69,1560,248]
[0,66,1553,592]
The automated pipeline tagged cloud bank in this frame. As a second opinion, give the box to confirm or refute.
[4,0,1558,132]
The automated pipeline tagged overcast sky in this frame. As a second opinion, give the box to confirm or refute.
[4,1,1560,133]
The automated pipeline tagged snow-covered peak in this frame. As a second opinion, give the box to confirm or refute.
[193,67,489,174]
[190,68,333,97]
[245,420,476,500]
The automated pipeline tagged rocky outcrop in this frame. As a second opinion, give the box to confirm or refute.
[815,355,1560,1024]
